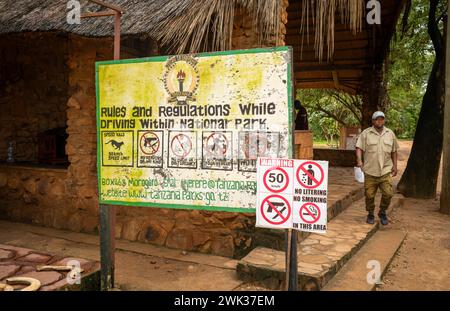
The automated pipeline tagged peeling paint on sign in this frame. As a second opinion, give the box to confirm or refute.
[96,47,293,212]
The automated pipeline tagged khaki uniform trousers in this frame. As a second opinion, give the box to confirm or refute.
[364,172,394,215]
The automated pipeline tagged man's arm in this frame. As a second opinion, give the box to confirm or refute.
[356,147,363,168]
[391,151,398,177]
[391,133,399,177]
[355,131,365,168]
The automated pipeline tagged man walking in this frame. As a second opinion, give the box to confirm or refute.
[355,111,399,225]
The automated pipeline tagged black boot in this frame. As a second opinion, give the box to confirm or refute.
[366,213,375,224]
[378,212,389,225]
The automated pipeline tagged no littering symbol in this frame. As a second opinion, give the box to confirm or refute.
[296,161,325,189]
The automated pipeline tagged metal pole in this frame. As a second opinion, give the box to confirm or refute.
[113,12,121,61]
[284,229,291,291]
[81,0,123,291]
[100,9,120,292]
[285,47,298,291]
[289,230,298,290]
[285,229,298,291]
[100,204,115,290]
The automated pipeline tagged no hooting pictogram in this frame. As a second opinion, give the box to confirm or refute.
[260,194,291,226]
[296,161,325,189]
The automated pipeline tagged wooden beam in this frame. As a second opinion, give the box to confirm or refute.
[288,40,370,51]
[332,71,340,89]
[295,64,369,72]
[295,81,358,95]
[81,11,115,18]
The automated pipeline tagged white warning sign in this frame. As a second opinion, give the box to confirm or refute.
[257,158,328,233]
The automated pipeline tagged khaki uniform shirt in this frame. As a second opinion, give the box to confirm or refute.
[355,126,399,177]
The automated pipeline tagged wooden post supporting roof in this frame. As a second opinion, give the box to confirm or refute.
[440,3,450,214]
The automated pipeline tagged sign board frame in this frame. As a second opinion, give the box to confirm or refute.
[95,46,294,213]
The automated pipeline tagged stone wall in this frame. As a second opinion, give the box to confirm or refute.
[65,35,114,224]
[0,32,69,161]
[232,0,288,49]
[0,165,73,228]
[0,0,290,259]
[314,148,357,167]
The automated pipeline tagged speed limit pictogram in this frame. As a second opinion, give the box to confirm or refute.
[263,167,289,193]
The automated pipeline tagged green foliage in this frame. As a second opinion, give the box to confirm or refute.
[297,89,361,148]
[386,0,434,138]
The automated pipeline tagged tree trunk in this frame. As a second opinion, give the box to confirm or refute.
[440,3,450,214]
[361,63,387,129]
[397,0,446,199]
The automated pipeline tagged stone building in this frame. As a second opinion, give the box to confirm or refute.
[0,0,404,258]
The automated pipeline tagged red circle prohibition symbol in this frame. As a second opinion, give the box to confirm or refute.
[140,131,160,156]
[263,167,289,193]
[206,132,228,157]
[296,161,325,189]
[299,202,321,224]
[260,194,291,225]
[171,134,192,159]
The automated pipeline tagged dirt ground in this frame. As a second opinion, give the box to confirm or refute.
[379,140,450,290]
[379,197,450,290]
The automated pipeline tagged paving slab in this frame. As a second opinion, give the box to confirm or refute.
[0,244,100,291]
[322,230,406,291]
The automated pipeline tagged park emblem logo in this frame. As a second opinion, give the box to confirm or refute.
[163,55,199,105]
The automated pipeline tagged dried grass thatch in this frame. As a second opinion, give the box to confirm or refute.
[299,0,365,60]
[0,0,365,59]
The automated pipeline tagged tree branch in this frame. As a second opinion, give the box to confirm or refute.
[312,104,348,127]
[327,90,362,124]
[428,0,444,59]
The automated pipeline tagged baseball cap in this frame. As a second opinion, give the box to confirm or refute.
[372,111,385,120]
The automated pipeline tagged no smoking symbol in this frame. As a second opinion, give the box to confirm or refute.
[261,195,291,225]
[299,202,321,224]
[263,167,289,193]
[296,161,325,189]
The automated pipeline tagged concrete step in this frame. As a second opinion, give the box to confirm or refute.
[236,195,404,290]
[251,183,364,252]
[322,229,406,291]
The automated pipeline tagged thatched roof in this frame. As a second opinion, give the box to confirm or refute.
[0,0,369,57]
[0,0,279,53]
[0,0,163,37]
